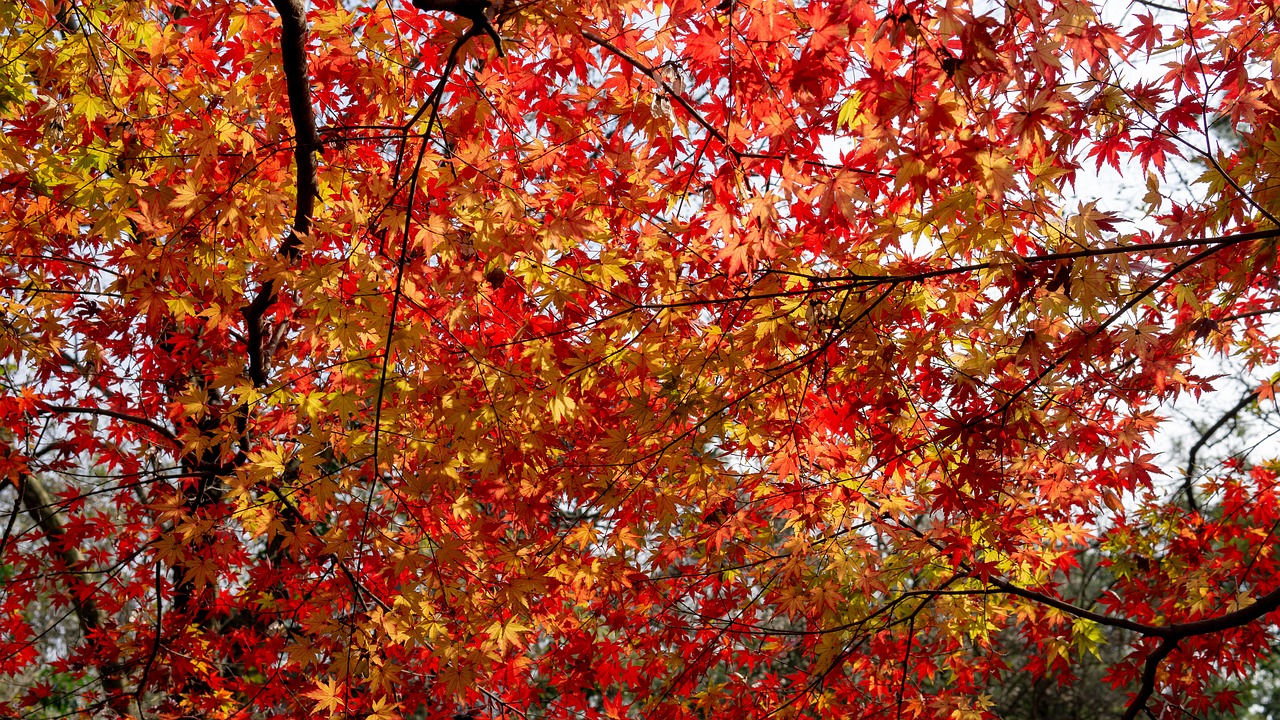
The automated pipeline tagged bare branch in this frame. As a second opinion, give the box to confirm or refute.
[1184,388,1259,513]
[1132,0,1187,13]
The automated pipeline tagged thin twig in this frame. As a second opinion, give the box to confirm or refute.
[45,404,178,444]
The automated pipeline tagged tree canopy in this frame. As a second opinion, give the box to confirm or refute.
[2,0,1280,717]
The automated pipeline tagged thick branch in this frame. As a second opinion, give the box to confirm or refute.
[1120,639,1177,720]
[986,578,1166,637]
[15,470,129,714]
[244,0,319,386]
[271,0,318,242]
[994,568,1280,719]
[991,550,1280,639]
[1166,581,1280,638]
[887,499,1280,718]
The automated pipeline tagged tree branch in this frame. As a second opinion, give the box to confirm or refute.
[45,404,178,444]
[1184,388,1258,513]
[244,0,319,387]
[885,498,1280,719]
[412,0,504,56]
[1132,0,1187,13]
[582,30,727,146]
[1120,639,1178,720]
[272,0,318,243]
[582,29,891,177]
[994,572,1280,718]
[13,466,129,714]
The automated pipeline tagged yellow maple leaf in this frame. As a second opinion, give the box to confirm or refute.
[366,696,397,720]
[304,678,345,716]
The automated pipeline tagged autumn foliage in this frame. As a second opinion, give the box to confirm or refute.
[3,0,1280,717]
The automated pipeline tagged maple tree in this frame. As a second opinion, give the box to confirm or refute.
[2,0,1280,716]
